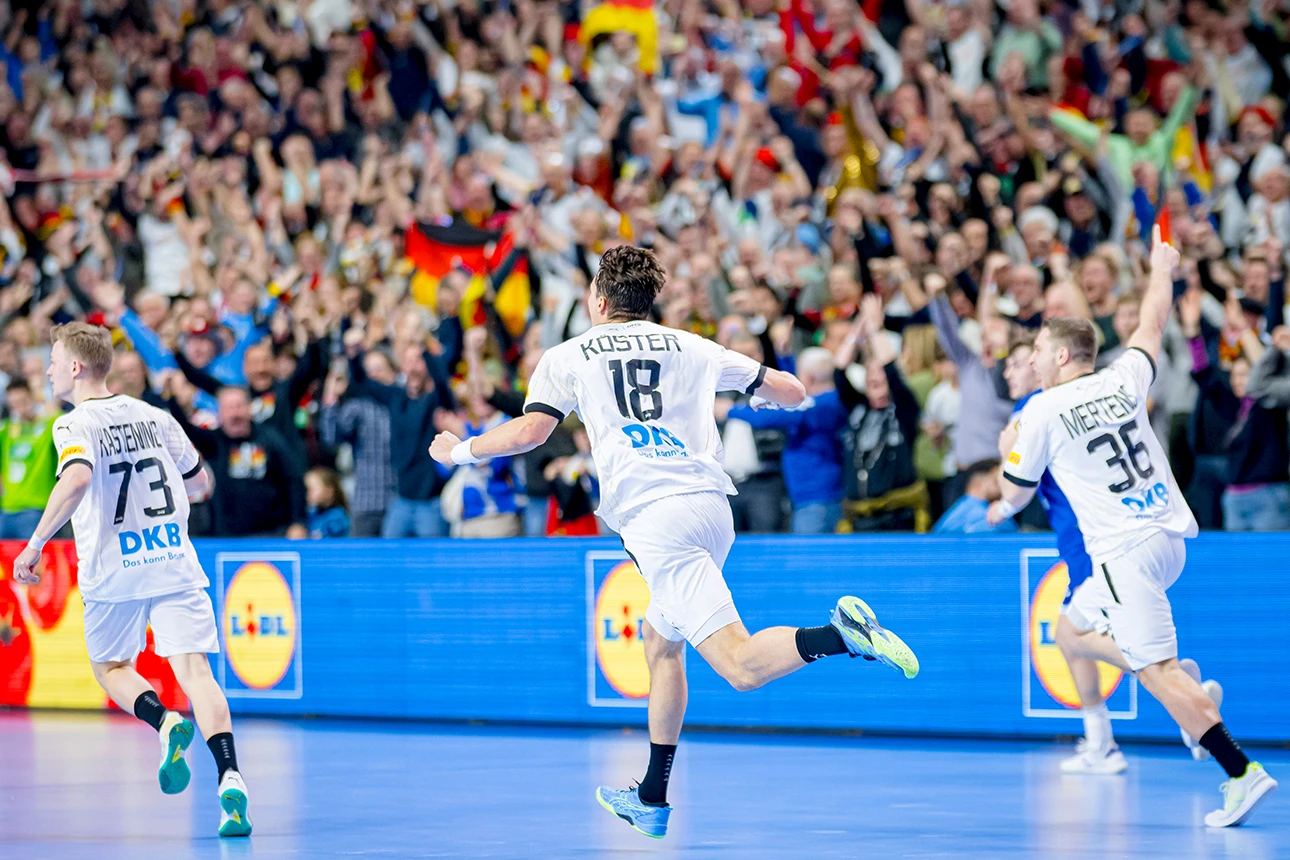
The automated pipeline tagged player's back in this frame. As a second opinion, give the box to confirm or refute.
[524,320,764,530]
[54,394,208,603]
[1007,350,1197,560]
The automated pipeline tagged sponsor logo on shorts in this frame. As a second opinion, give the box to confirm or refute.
[586,552,653,707]
[1021,549,1135,719]
[216,553,302,698]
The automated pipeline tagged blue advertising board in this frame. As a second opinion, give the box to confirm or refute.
[183,534,1288,743]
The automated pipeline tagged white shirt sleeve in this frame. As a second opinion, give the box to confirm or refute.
[1002,400,1051,488]
[53,415,95,478]
[523,347,579,420]
[160,411,201,477]
[1108,348,1157,401]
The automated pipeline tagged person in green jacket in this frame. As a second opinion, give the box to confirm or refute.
[1049,84,1200,189]
[0,381,57,540]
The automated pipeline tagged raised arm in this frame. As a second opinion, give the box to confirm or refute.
[1127,225,1180,363]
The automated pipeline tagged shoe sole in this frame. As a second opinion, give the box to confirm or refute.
[836,596,920,679]
[219,787,253,837]
[158,719,194,795]
[1206,778,1278,827]
[1060,759,1128,775]
[595,791,665,839]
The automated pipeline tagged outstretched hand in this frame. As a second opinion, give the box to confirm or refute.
[1150,224,1180,275]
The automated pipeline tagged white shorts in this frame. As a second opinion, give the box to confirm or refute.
[1066,531,1185,672]
[83,588,220,665]
[618,491,741,647]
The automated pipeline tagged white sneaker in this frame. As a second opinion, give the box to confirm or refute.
[218,770,253,838]
[157,711,194,795]
[1205,762,1278,827]
[1178,659,1224,761]
[1060,739,1128,775]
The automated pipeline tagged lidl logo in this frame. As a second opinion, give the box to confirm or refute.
[1021,549,1135,719]
[586,551,664,707]
[217,553,302,699]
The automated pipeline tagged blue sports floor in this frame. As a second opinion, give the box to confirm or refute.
[1,712,1286,859]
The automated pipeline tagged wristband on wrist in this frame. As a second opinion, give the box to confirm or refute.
[450,440,481,466]
[26,535,47,555]
[993,498,1019,519]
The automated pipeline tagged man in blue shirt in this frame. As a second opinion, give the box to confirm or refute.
[933,458,1018,534]
[728,347,847,534]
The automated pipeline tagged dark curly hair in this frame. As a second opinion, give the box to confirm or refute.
[593,246,667,321]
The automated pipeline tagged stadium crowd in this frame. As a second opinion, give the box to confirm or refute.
[0,0,1289,538]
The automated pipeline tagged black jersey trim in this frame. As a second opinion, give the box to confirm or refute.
[1002,471,1039,489]
[524,402,566,421]
[745,365,768,396]
[1127,347,1157,382]
[181,460,203,480]
[57,458,93,476]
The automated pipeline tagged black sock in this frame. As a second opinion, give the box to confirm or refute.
[637,743,676,806]
[1199,723,1250,779]
[207,733,239,783]
[795,626,849,663]
[132,690,166,731]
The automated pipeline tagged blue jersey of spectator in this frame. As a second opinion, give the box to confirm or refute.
[934,494,1019,534]
[727,389,847,507]
[308,505,350,539]
[1014,390,1094,600]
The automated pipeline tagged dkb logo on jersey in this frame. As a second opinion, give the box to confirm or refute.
[216,552,302,699]
[1021,549,1135,719]
[586,552,660,707]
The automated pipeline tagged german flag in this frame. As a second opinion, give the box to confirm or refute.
[406,220,532,337]
[406,220,495,310]
[581,0,658,75]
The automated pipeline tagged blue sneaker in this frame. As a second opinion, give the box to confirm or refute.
[595,785,671,838]
[830,596,920,679]
[157,711,194,795]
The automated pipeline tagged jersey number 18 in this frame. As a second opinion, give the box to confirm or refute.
[609,359,663,421]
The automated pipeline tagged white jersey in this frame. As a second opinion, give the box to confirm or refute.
[1004,349,1198,559]
[523,320,764,530]
[53,394,207,603]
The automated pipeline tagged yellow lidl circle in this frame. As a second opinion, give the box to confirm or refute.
[223,562,296,690]
[1030,561,1122,708]
[594,561,652,699]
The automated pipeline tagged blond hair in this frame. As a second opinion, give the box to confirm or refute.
[52,322,114,380]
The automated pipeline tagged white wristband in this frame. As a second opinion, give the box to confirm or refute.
[26,535,47,555]
[450,440,481,466]
[993,499,1020,519]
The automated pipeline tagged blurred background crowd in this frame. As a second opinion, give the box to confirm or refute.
[1,0,1289,539]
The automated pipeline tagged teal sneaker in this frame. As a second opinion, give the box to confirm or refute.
[596,785,671,838]
[831,596,920,679]
[157,711,194,795]
[218,770,253,837]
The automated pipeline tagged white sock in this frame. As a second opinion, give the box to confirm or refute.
[1083,703,1112,749]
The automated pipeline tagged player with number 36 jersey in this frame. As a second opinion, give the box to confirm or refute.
[993,228,1276,828]
[1004,347,1196,560]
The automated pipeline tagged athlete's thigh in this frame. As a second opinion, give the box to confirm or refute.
[1098,538,1179,671]
[148,588,220,658]
[83,598,151,664]
[695,619,751,675]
